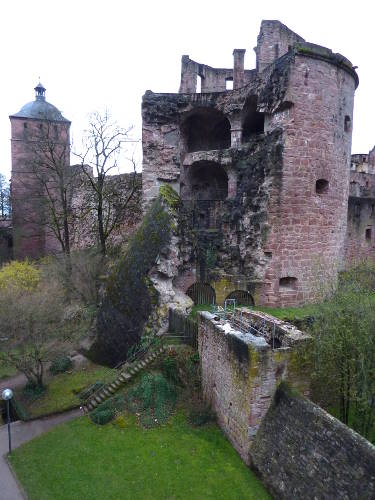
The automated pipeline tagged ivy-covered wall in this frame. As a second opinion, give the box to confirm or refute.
[92,195,173,365]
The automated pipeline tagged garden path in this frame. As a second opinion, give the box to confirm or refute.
[0,408,81,499]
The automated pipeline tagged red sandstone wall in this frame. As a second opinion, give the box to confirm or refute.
[198,312,310,464]
[262,54,356,306]
[256,20,304,73]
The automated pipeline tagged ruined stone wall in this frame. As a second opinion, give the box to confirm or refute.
[345,196,375,263]
[262,47,357,305]
[179,56,255,94]
[71,172,143,251]
[250,383,375,499]
[344,165,375,264]
[142,22,358,308]
[255,20,304,73]
[198,311,310,464]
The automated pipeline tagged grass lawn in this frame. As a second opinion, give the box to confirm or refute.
[10,411,270,500]
[188,302,318,325]
[0,359,18,379]
[254,303,319,322]
[15,362,116,418]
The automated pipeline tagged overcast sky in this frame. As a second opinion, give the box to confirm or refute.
[1,0,373,180]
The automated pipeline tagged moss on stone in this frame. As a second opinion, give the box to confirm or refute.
[159,184,180,211]
[93,196,173,365]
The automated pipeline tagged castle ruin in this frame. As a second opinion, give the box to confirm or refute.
[5,20,375,309]
[142,20,366,307]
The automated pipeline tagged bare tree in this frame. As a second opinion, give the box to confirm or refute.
[75,111,139,256]
[0,173,10,218]
[27,121,80,258]
[0,280,66,387]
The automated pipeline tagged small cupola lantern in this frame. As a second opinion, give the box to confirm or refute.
[34,81,46,101]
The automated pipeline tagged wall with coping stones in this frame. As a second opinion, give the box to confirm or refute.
[250,382,375,499]
[197,310,310,464]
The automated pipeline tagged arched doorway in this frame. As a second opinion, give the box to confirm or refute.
[187,282,216,305]
[181,108,231,152]
[225,290,254,307]
[181,161,228,201]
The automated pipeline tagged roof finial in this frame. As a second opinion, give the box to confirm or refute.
[34,81,46,101]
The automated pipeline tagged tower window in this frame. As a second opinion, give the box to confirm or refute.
[366,228,372,242]
[316,179,329,195]
[344,115,351,132]
[23,123,27,129]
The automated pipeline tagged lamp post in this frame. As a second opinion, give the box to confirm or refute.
[2,388,13,455]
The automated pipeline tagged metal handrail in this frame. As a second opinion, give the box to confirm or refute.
[81,337,164,408]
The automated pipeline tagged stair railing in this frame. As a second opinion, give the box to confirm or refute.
[81,337,165,410]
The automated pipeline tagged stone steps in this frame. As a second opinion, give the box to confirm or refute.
[82,345,168,413]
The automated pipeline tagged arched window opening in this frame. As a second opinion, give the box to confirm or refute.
[225,290,254,307]
[279,277,297,291]
[316,179,329,195]
[181,161,228,201]
[344,115,352,132]
[242,96,264,143]
[187,282,216,305]
[226,78,233,90]
[181,108,231,153]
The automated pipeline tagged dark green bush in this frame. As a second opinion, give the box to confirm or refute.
[161,353,180,384]
[10,397,30,421]
[89,394,126,425]
[175,347,201,391]
[188,403,216,426]
[49,356,73,375]
[22,381,46,401]
[90,407,115,425]
[126,373,176,427]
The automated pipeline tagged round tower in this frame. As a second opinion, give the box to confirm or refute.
[9,83,71,259]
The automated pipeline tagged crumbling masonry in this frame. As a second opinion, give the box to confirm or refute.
[7,20,375,309]
[142,20,364,307]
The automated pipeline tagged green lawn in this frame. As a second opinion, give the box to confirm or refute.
[15,362,116,418]
[0,360,18,379]
[10,411,270,500]
[254,304,319,322]
[188,302,318,325]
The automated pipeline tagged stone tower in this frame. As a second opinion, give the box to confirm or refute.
[10,83,71,259]
[142,20,358,307]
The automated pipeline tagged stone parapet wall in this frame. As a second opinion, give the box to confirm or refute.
[198,311,310,464]
[250,383,375,499]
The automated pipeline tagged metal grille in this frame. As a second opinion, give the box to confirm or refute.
[225,290,254,306]
[187,282,216,305]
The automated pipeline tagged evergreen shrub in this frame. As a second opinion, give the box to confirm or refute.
[49,356,73,375]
